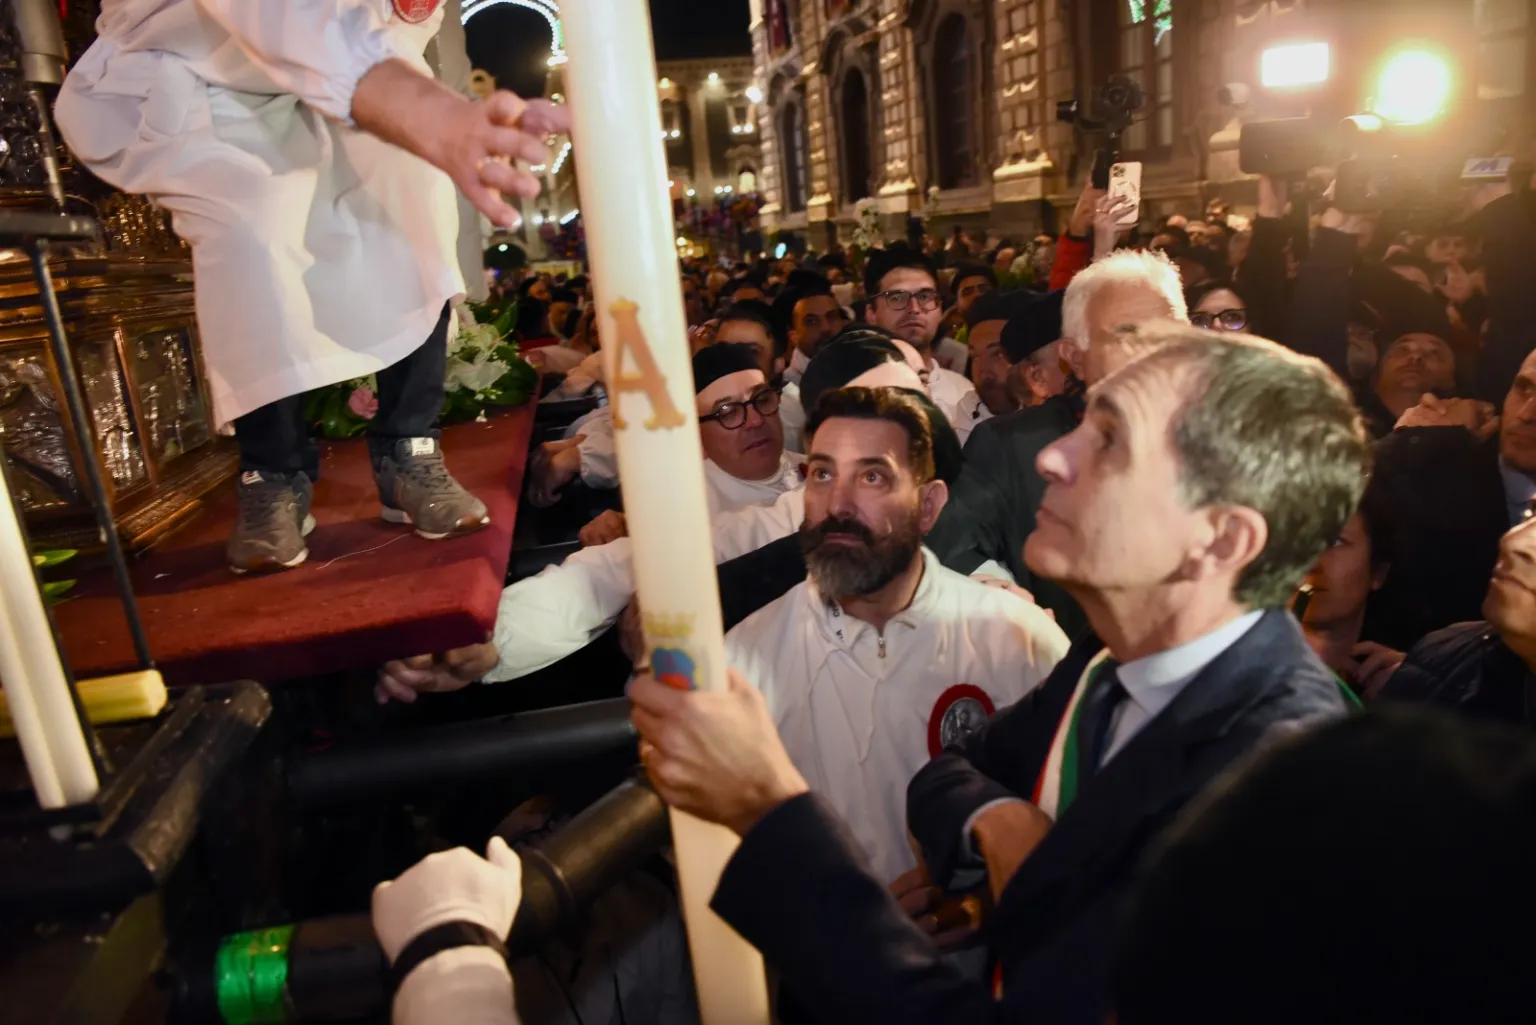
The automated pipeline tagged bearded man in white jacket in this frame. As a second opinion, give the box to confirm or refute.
[722,385,1067,891]
[55,0,567,573]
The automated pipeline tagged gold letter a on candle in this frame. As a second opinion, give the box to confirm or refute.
[607,299,686,431]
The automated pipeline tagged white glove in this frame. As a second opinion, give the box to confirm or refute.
[372,837,524,1025]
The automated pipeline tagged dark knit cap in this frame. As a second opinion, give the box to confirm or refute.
[692,342,763,393]
[799,327,907,414]
[965,288,1021,329]
[999,290,1065,363]
[904,389,964,486]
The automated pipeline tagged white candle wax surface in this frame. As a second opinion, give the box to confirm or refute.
[561,4,772,1024]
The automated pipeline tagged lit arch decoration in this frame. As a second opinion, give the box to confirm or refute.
[461,0,567,65]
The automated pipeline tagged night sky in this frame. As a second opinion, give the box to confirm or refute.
[465,0,751,100]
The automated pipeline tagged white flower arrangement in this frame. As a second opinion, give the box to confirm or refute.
[852,197,882,251]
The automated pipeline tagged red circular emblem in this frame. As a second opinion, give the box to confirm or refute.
[392,0,441,24]
[927,684,996,757]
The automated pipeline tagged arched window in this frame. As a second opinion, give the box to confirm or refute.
[933,14,978,189]
[841,69,873,203]
[781,102,808,212]
[739,167,758,194]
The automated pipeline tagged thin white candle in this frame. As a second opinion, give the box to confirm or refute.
[0,466,98,808]
[560,5,771,1024]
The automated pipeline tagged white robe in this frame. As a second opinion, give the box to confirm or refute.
[55,0,464,424]
[484,451,805,682]
[725,549,1068,884]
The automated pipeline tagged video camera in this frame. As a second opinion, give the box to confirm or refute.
[1058,75,1145,189]
[1239,114,1520,227]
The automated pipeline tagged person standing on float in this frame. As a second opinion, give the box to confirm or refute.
[55,0,567,572]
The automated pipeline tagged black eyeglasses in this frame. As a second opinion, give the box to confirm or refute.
[875,288,942,311]
[700,386,782,430]
[1190,308,1248,332]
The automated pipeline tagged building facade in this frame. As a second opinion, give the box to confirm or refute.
[657,56,765,203]
[750,0,1536,245]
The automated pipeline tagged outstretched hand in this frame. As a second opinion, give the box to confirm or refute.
[629,667,809,835]
[351,59,572,230]
[377,638,498,704]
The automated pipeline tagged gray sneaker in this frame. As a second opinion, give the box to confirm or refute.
[227,470,315,574]
[374,437,489,540]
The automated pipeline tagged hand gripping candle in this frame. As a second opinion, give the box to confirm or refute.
[560,6,770,1024]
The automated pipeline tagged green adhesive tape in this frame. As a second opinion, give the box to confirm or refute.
[214,924,296,1025]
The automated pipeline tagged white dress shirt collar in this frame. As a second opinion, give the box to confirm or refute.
[1113,609,1266,732]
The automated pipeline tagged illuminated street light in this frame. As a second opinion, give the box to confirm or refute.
[670,129,681,139]
[1372,48,1453,124]
[1260,42,1330,89]
[745,85,764,105]
[707,72,720,84]
[686,188,696,197]
[659,77,673,89]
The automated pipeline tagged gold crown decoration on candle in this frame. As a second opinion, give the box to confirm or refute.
[606,299,687,432]
[643,610,697,642]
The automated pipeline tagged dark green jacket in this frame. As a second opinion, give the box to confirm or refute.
[927,396,1088,638]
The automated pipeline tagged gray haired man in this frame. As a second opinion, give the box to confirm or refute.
[627,327,1369,1025]
[928,249,1189,635]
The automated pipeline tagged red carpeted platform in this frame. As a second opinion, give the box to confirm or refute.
[53,405,535,687]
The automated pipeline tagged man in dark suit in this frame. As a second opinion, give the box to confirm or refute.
[929,249,1189,638]
[629,327,1368,1024]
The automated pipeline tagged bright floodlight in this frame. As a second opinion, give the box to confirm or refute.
[1373,49,1452,124]
[1260,42,1330,89]
[745,85,764,104]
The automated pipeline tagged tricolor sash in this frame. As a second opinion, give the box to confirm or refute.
[995,650,1111,1001]
[1031,650,1113,821]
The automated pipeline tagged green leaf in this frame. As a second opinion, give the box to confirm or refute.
[42,579,76,603]
[319,387,366,439]
[491,300,519,339]
[32,549,77,568]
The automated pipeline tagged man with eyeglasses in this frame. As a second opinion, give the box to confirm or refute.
[528,302,785,508]
[864,248,981,440]
[376,343,803,702]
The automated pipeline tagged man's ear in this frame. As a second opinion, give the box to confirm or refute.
[919,479,950,534]
[1196,505,1268,585]
[1063,341,1086,381]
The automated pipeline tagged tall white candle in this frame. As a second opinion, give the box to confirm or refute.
[0,466,98,808]
[559,6,771,1024]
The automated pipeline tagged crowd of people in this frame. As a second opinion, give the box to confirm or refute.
[372,168,1536,1024]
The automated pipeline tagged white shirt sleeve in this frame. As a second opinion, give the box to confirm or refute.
[555,351,606,398]
[484,539,636,682]
[484,488,804,684]
[710,488,804,563]
[192,0,420,122]
[969,560,1016,584]
[576,412,620,489]
[778,383,806,456]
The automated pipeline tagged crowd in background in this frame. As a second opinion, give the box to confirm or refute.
[392,165,1536,1025]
